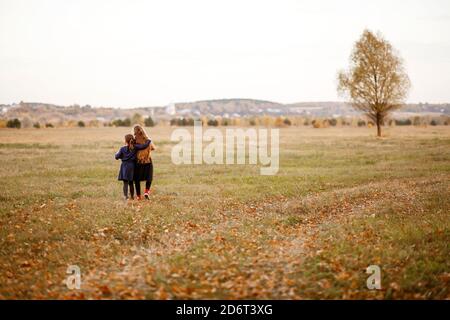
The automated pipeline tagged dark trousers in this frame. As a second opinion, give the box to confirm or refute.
[123,180,134,199]
[134,162,153,196]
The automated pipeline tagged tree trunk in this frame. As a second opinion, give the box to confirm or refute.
[376,114,381,137]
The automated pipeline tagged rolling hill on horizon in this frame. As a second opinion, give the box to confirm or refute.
[1,99,449,126]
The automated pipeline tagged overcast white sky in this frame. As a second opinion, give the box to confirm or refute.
[1,0,450,107]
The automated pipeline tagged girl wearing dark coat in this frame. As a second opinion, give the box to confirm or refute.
[115,134,150,200]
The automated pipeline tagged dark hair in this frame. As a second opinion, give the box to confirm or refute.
[125,134,135,150]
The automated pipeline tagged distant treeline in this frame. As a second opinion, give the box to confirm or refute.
[167,115,449,128]
[0,113,156,129]
[1,114,449,129]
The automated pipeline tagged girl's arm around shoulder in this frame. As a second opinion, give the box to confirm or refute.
[134,139,151,150]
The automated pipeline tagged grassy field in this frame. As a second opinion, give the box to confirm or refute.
[0,126,449,299]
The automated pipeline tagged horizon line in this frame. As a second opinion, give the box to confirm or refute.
[2,98,450,109]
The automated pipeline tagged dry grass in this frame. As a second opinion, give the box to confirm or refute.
[0,126,449,299]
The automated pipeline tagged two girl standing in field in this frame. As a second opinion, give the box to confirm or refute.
[115,125,156,201]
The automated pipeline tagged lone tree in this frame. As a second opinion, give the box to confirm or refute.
[338,30,410,136]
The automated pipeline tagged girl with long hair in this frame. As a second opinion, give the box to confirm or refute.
[133,125,156,200]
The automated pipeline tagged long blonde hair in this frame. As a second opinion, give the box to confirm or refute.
[133,124,152,163]
[133,124,148,144]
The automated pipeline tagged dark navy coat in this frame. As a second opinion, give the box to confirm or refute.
[115,140,150,181]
